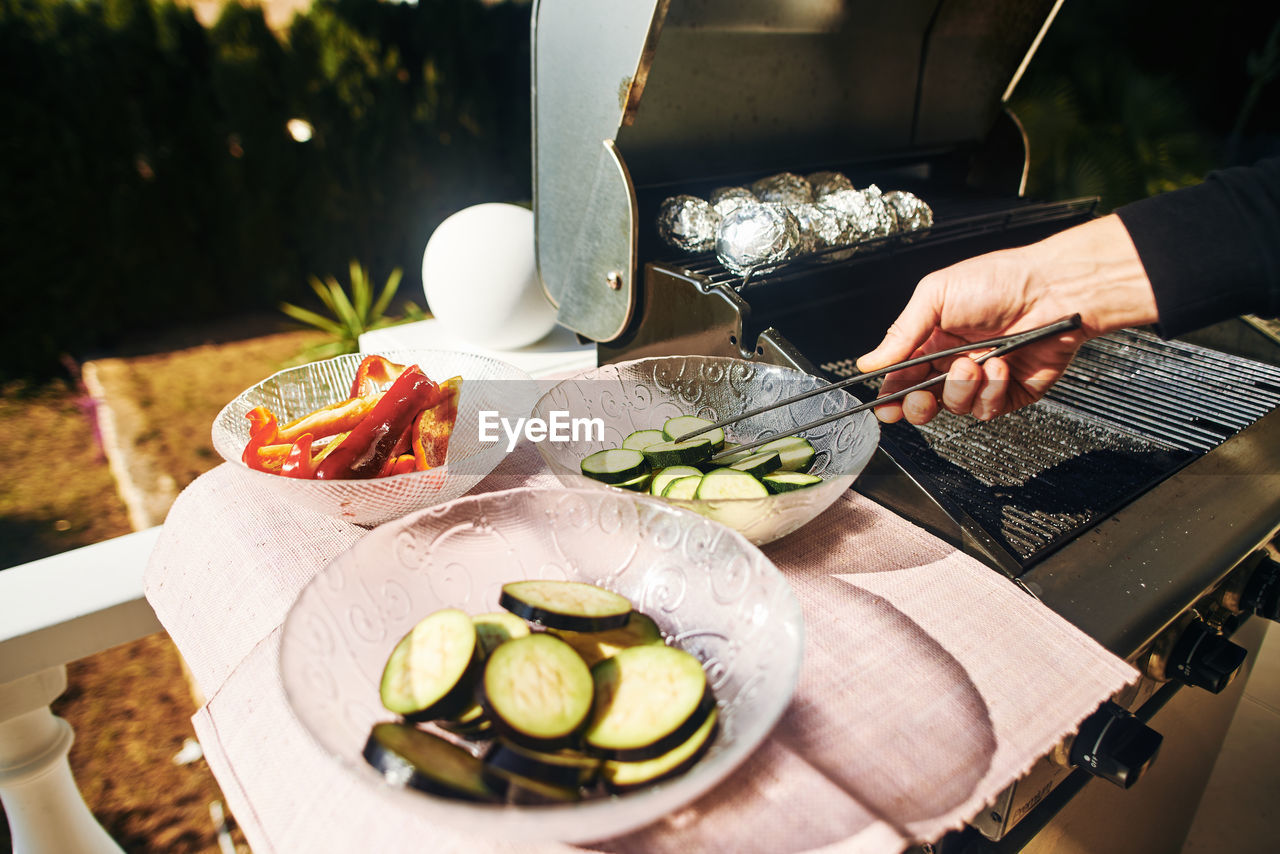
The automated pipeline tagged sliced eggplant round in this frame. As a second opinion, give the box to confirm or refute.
[585,644,714,762]
[602,708,719,793]
[550,611,664,668]
[483,634,595,750]
[437,701,493,739]
[484,739,601,790]
[472,611,531,656]
[363,722,504,802]
[379,608,481,721]
[499,580,633,632]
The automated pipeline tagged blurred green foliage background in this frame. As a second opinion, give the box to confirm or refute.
[1,0,530,381]
[1012,0,1280,211]
[1,0,1277,382]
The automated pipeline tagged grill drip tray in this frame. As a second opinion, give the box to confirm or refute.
[821,329,1280,569]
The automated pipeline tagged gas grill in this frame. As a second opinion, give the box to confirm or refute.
[531,0,1280,847]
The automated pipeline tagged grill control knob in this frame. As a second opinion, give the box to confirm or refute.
[1068,701,1162,789]
[1167,619,1248,693]
[1241,555,1280,623]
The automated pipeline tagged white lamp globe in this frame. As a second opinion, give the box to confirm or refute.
[422,203,558,350]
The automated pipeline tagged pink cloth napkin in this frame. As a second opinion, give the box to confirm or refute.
[146,442,1137,853]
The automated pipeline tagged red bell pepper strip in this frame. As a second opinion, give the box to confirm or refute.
[242,406,283,472]
[412,376,461,470]
[281,433,318,479]
[314,366,444,480]
[349,354,408,399]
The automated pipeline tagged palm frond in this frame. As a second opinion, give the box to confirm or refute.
[369,267,403,322]
[282,261,421,359]
[280,301,348,336]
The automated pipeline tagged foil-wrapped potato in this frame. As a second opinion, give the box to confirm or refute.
[716,203,801,275]
[657,195,721,253]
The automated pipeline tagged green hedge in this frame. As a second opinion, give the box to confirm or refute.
[0,0,531,380]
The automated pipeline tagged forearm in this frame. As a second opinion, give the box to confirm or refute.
[1021,214,1159,337]
[1116,157,1280,337]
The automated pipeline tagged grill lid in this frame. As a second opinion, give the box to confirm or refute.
[533,0,1065,342]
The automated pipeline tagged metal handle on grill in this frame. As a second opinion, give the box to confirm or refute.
[676,314,1083,461]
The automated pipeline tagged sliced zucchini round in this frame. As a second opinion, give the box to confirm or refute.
[727,450,782,479]
[363,722,504,802]
[762,471,824,493]
[648,465,704,497]
[580,448,648,484]
[712,444,754,467]
[499,580,633,632]
[752,436,816,472]
[695,468,770,500]
[473,611,531,656]
[642,438,714,468]
[379,608,481,721]
[661,475,703,500]
[585,644,714,762]
[662,415,725,450]
[482,634,594,750]
[614,472,652,492]
[549,611,664,668]
[621,429,667,451]
[602,708,719,793]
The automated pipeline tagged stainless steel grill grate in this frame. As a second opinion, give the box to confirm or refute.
[821,330,1280,567]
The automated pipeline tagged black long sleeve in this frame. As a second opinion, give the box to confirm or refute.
[1115,156,1280,338]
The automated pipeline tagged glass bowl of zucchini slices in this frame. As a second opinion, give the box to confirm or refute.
[532,355,880,544]
[279,487,804,843]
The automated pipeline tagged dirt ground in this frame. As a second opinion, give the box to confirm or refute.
[0,319,327,852]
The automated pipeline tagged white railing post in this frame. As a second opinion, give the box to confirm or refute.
[1,527,165,853]
[0,667,124,854]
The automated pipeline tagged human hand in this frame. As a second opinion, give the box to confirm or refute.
[855,215,1158,424]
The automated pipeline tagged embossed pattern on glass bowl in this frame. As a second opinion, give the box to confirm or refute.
[278,487,804,844]
[212,350,538,526]
[532,356,879,544]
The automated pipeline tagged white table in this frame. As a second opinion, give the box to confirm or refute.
[358,319,597,380]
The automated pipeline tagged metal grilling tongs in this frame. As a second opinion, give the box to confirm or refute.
[673,314,1085,461]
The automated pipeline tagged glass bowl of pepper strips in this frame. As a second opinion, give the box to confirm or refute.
[212,350,539,526]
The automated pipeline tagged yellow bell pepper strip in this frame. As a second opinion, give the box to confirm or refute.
[314,366,445,480]
[312,431,350,465]
[281,433,318,479]
[349,354,408,399]
[276,393,381,445]
[412,376,462,470]
[242,406,285,473]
